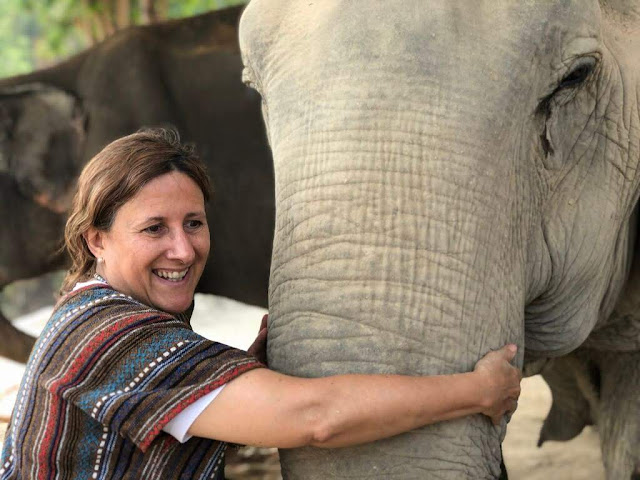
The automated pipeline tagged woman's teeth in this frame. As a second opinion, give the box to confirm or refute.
[155,268,188,281]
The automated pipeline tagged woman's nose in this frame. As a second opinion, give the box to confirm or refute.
[167,230,196,263]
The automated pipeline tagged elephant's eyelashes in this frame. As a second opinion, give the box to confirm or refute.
[536,57,598,116]
[560,63,594,89]
[535,56,598,167]
[559,57,598,90]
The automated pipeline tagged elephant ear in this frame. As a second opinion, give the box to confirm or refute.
[0,83,86,213]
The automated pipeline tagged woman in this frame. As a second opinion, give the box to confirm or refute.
[0,129,521,479]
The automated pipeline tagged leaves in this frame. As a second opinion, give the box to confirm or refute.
[0,0,249,77]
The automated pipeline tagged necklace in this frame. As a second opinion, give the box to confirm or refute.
[94,272,108,284]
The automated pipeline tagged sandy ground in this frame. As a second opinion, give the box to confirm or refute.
[0,294,605,479]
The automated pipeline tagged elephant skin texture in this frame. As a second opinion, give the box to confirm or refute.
[0,5,275,363]
[239,0,640,478]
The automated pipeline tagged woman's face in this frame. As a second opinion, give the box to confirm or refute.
[91,171,210,313]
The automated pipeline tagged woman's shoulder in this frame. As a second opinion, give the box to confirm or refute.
[57,283,166,314]
[33,284,193,371]
[50,283,177,335]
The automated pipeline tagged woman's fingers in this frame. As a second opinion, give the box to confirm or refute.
[259,313,268,331]
[247,315,269,364]
[499,344,518,362]
[490,397,519,425]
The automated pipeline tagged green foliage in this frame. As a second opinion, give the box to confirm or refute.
[0,0,36,76]
[168,0,248,17]
[22,0,88,68]
[0,0,249,78]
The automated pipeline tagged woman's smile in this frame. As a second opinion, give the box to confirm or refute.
[153,267,190,281]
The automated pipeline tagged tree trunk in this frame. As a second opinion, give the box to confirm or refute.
[140,0,168,24]
[114,0,131,29]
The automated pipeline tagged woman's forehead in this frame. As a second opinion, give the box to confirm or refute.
[116,172,206,223]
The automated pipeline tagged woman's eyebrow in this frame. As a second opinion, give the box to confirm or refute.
[138,212,205,223]
[132,216,165,226]
[185,211,206,218]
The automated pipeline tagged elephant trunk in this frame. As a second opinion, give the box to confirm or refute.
[267,96,526,478]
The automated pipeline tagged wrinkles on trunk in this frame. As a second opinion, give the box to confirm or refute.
[266,117,524,478]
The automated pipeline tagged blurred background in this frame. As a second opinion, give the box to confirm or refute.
[0,0,248,78]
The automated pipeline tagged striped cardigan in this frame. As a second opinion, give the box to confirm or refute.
[0,284,263,480]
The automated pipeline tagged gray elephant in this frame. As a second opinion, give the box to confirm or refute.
[239,0,640,478]
[0,5,274,362]
[539,245,640,479]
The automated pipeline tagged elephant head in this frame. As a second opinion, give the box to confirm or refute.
[0,84,85,213]
[240,1,639,478]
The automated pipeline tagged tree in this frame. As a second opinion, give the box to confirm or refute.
[0,0,248,77]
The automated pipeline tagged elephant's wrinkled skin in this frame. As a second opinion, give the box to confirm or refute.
[239,1,640,478]
[0,6,274,362]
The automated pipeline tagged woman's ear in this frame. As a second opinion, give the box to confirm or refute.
[84,227,104,260]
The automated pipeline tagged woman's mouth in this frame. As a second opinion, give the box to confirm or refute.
[153,268,189,282]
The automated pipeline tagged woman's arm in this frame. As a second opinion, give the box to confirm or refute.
[188,344,521,449]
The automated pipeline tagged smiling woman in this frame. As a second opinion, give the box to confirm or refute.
[0,128,521,480]
[61,129,213,304]
[84,171,210,314]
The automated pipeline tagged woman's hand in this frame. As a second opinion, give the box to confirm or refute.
[247,314,268,365]
[473,344,522,425]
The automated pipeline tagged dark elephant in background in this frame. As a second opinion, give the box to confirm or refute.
[0,5,274,363]
[239,0,640,478]
[0,173,66,360]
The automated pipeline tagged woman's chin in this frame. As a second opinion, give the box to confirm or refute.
[151,294,194,315]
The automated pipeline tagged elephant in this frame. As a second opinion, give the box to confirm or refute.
[538,232,640,479]
[0,173,67,360]
[538,347,640,479]
[239,0,640,478]
[0,5,274,363]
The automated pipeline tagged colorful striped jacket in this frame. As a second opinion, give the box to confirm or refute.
[0,284,263,479]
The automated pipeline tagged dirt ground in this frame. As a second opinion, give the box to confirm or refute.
[502,375,604,480]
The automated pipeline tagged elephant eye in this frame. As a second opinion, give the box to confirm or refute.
[558,57,597,90]
[534,56,598,169]
[535,56,598,124]
[536,56,599,117]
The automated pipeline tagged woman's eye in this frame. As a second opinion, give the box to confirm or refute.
[144,225,164,234]
[185,220,203,230]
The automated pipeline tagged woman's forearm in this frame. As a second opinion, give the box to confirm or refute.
[307,371,486,448]
[188,367,496,449]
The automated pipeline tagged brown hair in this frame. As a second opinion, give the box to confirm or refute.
[61,128,211,294]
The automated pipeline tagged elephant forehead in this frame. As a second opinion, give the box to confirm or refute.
[241,1,604,154]
[1,87,79,167]
[241,0,601,81]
